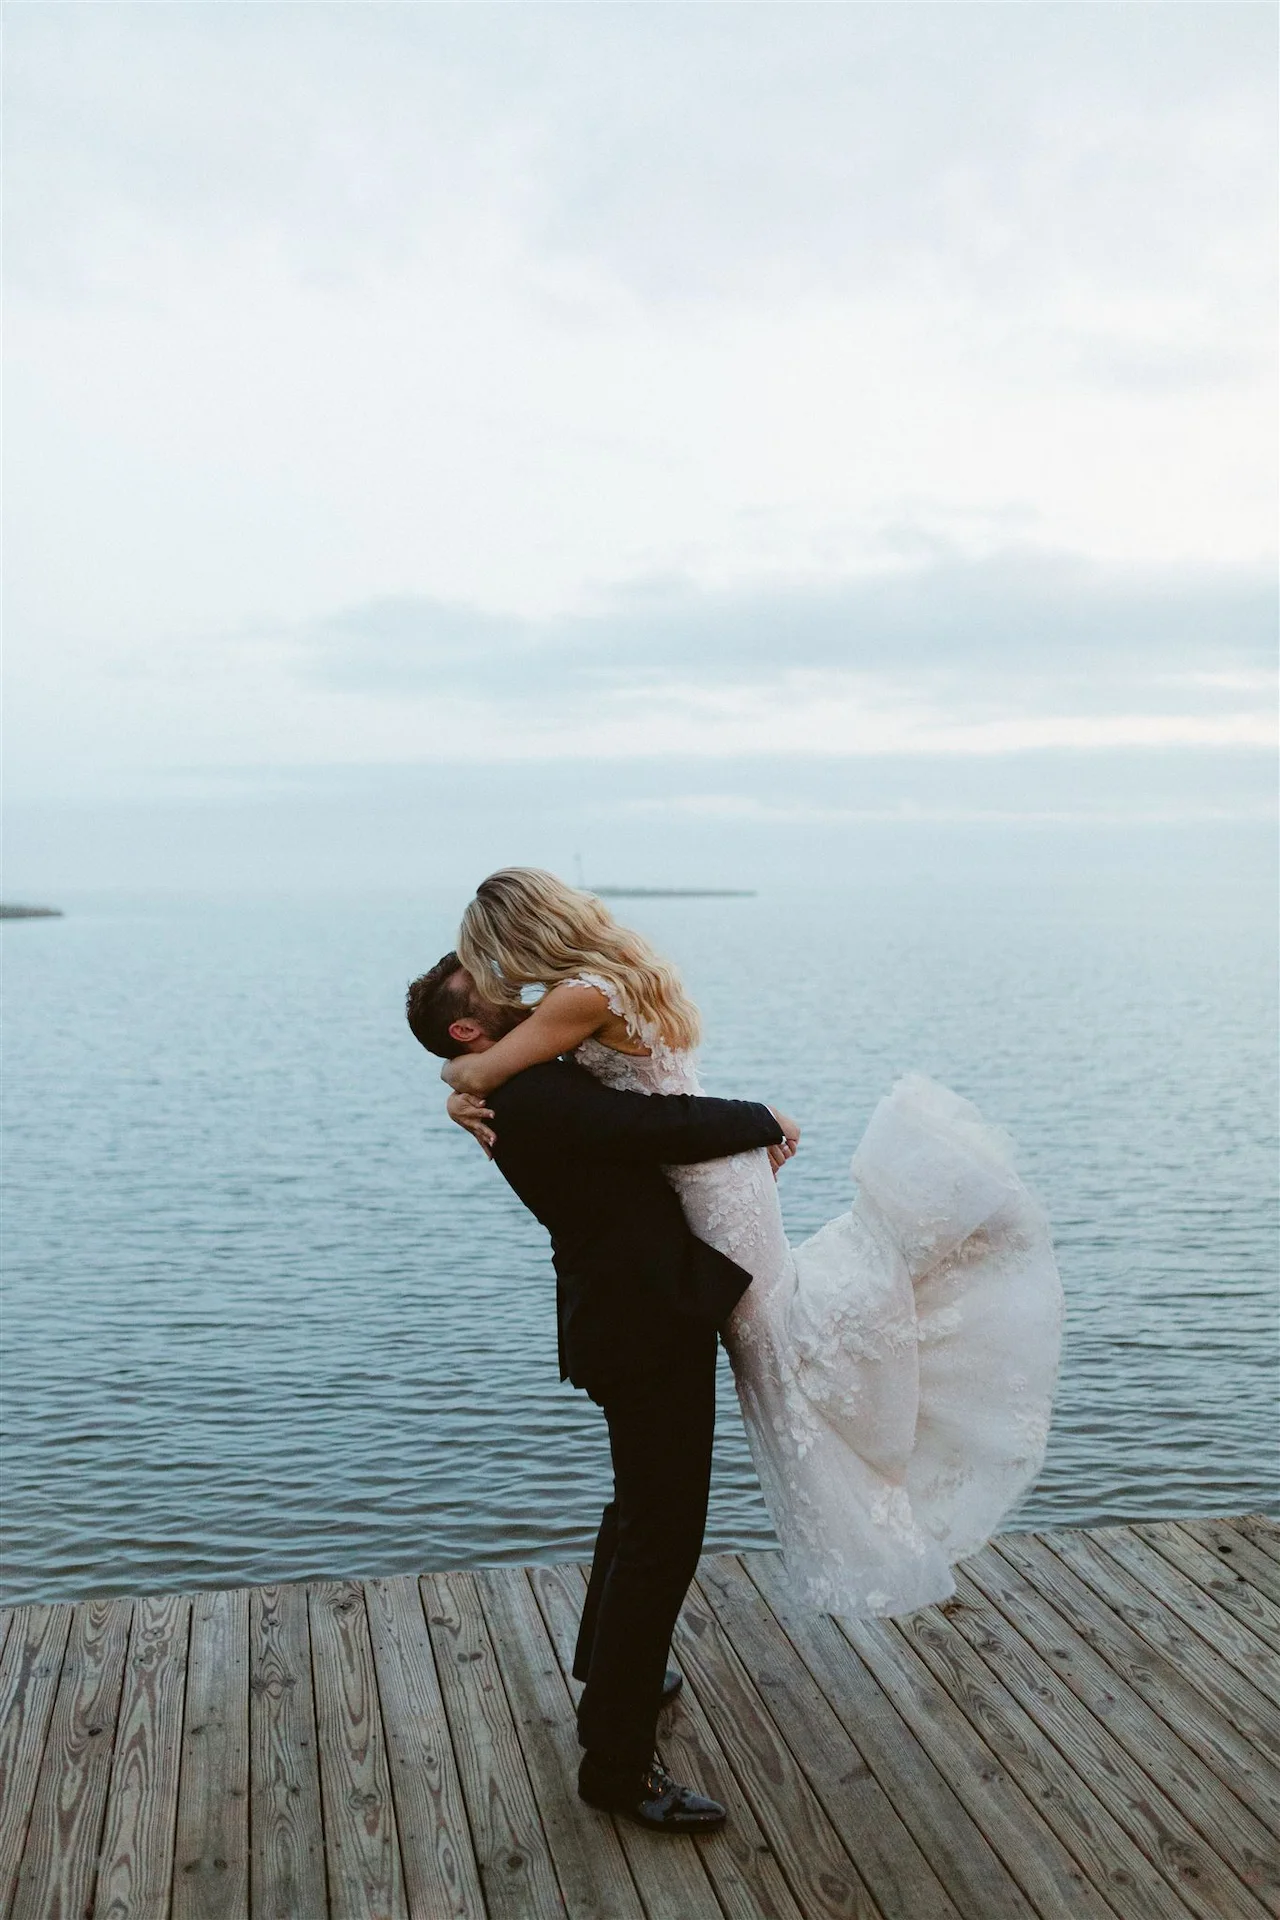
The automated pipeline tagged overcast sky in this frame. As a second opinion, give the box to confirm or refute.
[5,2,1275,891]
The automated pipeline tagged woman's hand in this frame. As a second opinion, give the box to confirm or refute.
[766,1107,800,1180]
[446,1091,496,1156]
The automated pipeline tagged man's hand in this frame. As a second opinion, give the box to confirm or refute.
[766,1107,800,1179]
[447,1090,496,1157]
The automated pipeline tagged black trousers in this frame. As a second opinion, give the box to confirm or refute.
[571,1323,719,1773]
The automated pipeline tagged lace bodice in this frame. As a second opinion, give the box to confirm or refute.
[567,973,699,1095]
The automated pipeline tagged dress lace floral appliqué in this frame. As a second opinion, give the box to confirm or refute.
[566,985,1064,1620]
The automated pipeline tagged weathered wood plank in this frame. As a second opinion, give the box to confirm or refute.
[0,1603,73,1920]
[1231,1519,1280,1567]
[700,1554,981,1920]
[1000,1533,1280,1837]
[1134,1525,1280,1660]
[477,1567,665,1920]
[1087,1528,1280,1713]
[852,1584,1192,1920]
[674,1574,882,1920]
[172,1586,250,1920]
[363,1575,485,1920]
[249,1583,327,1920]
[531,1557,807,1920]
[746,1549,1131,1920]
[96,1592,192,1919]
[422,1568,566,1920]
[11,1596,133,1920]
[955,1555,1274,1920]
[308,1578,406,1920]
[1178,1523,1280,1611]
[1041,1529,1280,1768]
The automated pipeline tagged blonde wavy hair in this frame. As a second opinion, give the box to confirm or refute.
[457,867,702,1051]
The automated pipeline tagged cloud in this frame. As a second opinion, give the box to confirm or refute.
[292,547,1277,749]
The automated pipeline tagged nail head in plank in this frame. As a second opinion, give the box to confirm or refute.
[1230,1519,1280,1568]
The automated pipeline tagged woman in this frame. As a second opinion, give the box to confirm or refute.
[443,867,1063,1617]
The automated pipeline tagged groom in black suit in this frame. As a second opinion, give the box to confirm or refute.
[406,953,794,1833]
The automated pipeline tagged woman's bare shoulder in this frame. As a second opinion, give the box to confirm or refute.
[540,979,613,1012]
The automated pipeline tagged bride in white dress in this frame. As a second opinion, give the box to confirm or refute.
[443,868,1063,1619]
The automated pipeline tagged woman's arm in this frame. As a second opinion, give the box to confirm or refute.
[442,982,610,1096]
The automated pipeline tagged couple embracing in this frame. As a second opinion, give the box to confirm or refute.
[407,868,1062,1835]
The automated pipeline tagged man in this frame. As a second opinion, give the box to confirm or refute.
[406,952,798,1834]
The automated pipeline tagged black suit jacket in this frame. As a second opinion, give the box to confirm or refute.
[485,1057,785,1394]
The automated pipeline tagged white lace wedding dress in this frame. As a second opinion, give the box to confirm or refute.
[569,975,1064,1619]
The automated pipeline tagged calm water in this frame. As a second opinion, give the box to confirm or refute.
[3,883,1277,1606]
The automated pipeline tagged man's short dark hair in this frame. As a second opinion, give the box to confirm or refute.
[406,951,475,1057]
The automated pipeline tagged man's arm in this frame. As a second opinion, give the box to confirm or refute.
[491,1060,786,1166]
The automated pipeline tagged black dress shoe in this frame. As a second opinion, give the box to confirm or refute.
[578,1755,727,1833]
[660,1667,683,1706]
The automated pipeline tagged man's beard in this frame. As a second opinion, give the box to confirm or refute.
[474,1004,530,1041]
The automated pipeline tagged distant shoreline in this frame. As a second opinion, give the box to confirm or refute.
[0,904,63,920]
[590,886,756,899]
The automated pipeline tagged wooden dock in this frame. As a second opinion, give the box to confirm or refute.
[1,1514,1277,1919]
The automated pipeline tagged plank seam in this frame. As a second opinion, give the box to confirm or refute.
[304,1584,336,1920]
[152,1593,193,1920]
[81,1598,138,1920]
[245,1591,255,1920]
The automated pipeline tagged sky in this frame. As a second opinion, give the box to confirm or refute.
[4,1,1276,894]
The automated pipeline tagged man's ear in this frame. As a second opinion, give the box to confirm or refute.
[448,1016,486,1047]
